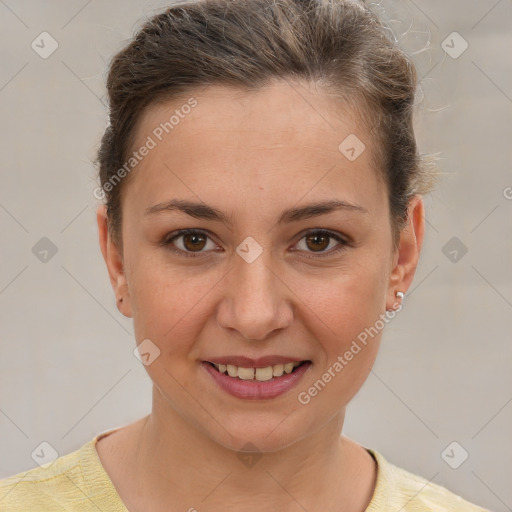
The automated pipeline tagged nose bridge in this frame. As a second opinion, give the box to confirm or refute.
[236,244,276,302]
[218,241,291,341]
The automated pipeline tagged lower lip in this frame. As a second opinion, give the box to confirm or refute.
[201,361,312,400]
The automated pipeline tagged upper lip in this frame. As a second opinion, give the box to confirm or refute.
[205,356,309,368]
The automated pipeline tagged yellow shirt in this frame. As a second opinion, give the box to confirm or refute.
[0,428,491,511]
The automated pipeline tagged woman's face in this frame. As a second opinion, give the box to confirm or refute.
[98,79,423,452]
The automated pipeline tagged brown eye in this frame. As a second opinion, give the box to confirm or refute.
[295,230,348,257]
[182,232,207,251]
[305,233,330,252]
[164,229,217,256]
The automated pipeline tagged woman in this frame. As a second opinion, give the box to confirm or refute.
[0,0,491,510]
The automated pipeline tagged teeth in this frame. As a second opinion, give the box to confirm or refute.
[226,364,238,377]
[238,367,255,380]
[284,362,294,374]
[255,366,273,381]
[273,364,284,377]
[212,361,304,381]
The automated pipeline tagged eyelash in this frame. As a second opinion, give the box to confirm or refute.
[161,228,350,259]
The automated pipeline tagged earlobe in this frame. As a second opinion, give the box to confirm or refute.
[386,195,425,310]
[96,205,133,318]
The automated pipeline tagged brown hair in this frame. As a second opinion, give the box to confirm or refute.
[95,0,436,249]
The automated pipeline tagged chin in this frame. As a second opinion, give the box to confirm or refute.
[204,412,314,454]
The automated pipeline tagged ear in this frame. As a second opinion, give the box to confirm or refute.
[96,205,133,318]
[386,195,425,310]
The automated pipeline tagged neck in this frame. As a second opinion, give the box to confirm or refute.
[122,386,375,511]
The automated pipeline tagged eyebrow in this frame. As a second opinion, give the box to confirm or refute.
[144,198,368,226]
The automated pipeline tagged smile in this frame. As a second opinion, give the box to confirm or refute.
[207,361,308,382]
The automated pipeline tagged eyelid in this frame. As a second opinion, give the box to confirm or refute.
[162,228,219,257]
[292,228,350,258]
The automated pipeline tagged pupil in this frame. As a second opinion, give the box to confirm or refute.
[185,233,205,251]
[307,234,328,251]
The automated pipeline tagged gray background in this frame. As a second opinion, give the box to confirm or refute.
[0,1,510,510]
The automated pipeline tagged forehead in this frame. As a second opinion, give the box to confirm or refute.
[122,80,385,215]
[137,80,371,154]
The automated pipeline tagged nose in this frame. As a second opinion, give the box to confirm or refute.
[216,249,293,341]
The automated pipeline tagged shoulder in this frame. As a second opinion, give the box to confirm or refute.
[366,449,491,512]
[0,443,83,510]
[0,432,124,512]
[0,440,94,511]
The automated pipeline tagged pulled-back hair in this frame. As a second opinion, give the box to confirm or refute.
[96,0,436,248]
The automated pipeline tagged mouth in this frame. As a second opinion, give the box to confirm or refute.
[202,359,312,400]
[205,360,310,382]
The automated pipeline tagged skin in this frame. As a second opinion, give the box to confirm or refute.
[96,79,424,512]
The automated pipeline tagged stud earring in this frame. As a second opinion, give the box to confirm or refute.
[395,291,404,310]
[387,291,404,312]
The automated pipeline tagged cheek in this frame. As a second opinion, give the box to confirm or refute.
[127,254,220,353]
[293,276,385,410]
[291,255,388,391]
[294,257,388,344]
